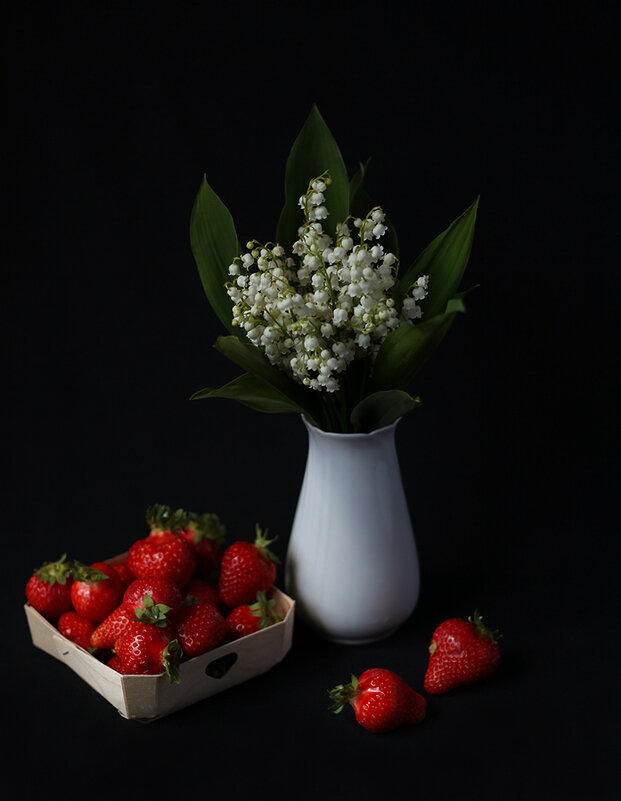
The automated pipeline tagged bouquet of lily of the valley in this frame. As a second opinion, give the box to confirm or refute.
[189,105,478,433]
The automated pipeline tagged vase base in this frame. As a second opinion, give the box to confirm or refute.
[323,626,399,646]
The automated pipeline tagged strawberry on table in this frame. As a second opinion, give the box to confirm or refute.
[329,668,427,733]
[70,561,125,623]
[180,511,226,579]
[127,505,196,587]
[25,554,75,619]
[225,590,282,641]
[175,601,226,658]
[424,610,501,695]
[218,524,280,608]
[57,611,97,651]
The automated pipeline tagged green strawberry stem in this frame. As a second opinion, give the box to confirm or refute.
[248,590,282,629]
[70,561,110,582]
[187,511,226,546]
[182,594,200,607]
[253,524,281,566]
[133,594,173,627]
[163,639,183,684]
[469,610,502,644]
[34,554,73,586]
[145,504,189,534]
[328,674,359,714]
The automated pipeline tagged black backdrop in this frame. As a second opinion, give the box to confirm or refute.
[4,2,618,799]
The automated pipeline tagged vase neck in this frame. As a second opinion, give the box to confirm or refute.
[303,416,399,458]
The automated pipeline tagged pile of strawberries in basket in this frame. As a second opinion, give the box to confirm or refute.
[24,504,283,682]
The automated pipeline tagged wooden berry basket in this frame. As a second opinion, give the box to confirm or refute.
[24,553,295,722]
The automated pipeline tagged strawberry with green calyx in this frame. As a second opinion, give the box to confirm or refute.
[90,592,175,650]
[181,511,226,579]
[132,595,174,626]
[115,624,182,682]
[225,590,282,641]
[25,554,75,619]
[127,510,196,587]
[57,611,97,651]
[70,561,125,623]
[329,668,427,733]
[123,577,183,616]
[218,524,280,607]
[424,610,501,695]
[145,504,189,537]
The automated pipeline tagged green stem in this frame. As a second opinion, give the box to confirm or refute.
[359,355,370,405]
[338,379,350,432]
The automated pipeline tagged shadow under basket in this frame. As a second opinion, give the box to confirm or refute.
[24,585,295,722]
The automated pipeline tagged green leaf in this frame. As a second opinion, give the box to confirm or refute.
[394,196,479,318]
[190,175,243,338]
[350,390,422,433]
[276,104,349,251]
[371,297,467,391]
[213,336,322,426]
[190,372,302,415]
[349,158,371,209]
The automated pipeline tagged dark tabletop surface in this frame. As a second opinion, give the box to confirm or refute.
[5,2,618,799]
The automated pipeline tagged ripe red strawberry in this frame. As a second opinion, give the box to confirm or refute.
[57,611,97,651]
[90,603,137,650]
[90,588,176,650]
[175,602,226,658]
[329,668,427,733]
[107,655,124,673]
[115,623,182,682]
[182,578,221,610]
[25,554,75,619]
[218,525,279,607]
[110,560,133,588]
[225,590,282,641]
[70,561,125,623]
[180,511,226,579]
[424,610,501,695]
[128,506,196,587]
[123,577,183,616]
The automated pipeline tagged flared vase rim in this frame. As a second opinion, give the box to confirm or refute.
[301,414,402,440]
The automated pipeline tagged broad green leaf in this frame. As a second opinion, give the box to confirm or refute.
[213,335,322,426]
[350,390,422,433]
[371,297,467,391]
[394,196,479,318]
[349,158,371,209]
[190,175,243,338]
[276,104,349,251]
[190,372,302,415]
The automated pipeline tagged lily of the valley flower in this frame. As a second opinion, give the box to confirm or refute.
[226,172,429,393]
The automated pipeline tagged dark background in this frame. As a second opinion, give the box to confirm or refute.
[4,2,618,799]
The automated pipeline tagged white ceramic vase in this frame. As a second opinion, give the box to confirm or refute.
[285,416,420,644]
